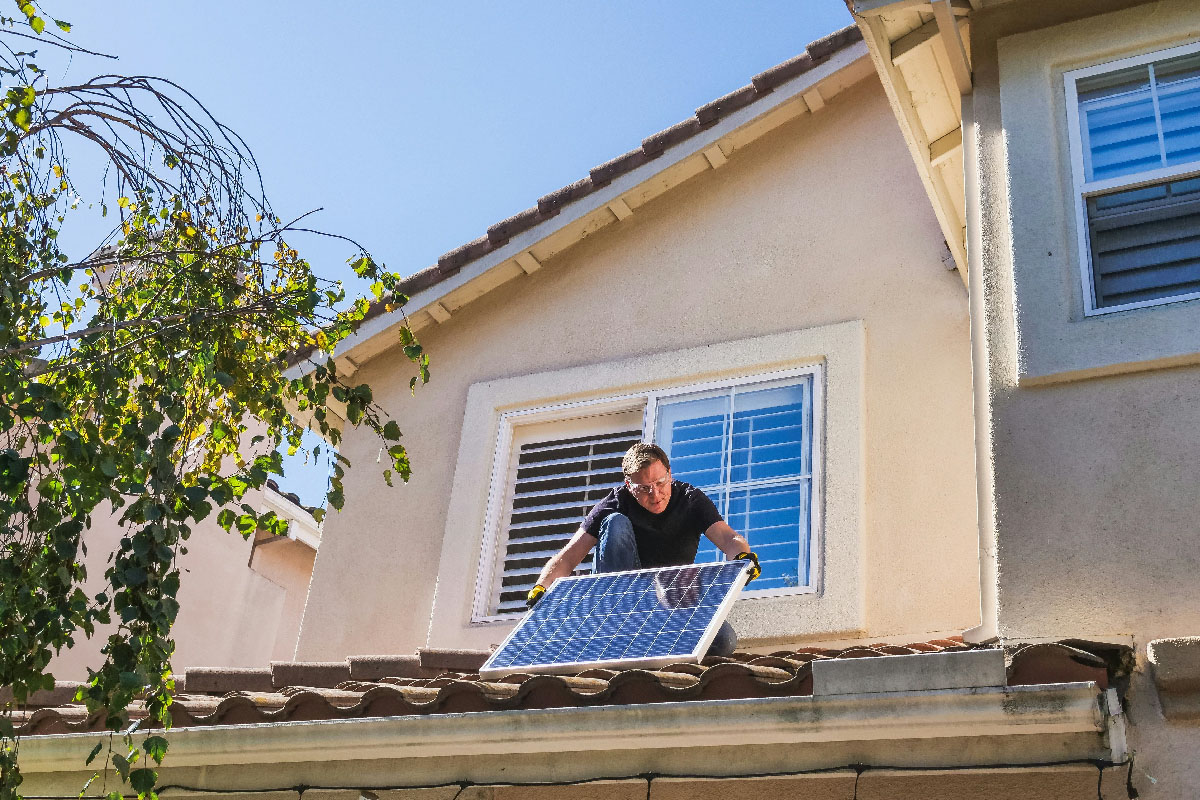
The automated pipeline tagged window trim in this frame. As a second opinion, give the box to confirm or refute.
[471,365,824,624]
[1064,39,1200,316]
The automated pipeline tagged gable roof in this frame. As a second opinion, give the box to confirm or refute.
[317,25,870,370]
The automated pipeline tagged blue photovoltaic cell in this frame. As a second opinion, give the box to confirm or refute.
[478,561,750,678]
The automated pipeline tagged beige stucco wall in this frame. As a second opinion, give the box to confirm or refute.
[967,1,1200,795]
[49,487,314,679]
[296,74,980,660]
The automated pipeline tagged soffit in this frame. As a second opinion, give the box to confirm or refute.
[846,0,973,284]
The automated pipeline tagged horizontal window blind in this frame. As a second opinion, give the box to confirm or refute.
[655,379,813,592]
[1087,179,1200,307]
[494,427,642,615]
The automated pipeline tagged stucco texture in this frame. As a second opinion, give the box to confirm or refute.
[294,77,978,660]
[973,0,1200,642]
[969,2,1200,796]
[49,486,313,679]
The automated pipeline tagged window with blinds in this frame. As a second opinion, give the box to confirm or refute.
[1069,46,1200,312]
[490,414,642,615]
[653,377,814,593]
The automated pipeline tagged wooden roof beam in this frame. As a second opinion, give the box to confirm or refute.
[933,0,973,95]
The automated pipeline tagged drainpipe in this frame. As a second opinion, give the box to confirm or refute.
[960,91,999,644]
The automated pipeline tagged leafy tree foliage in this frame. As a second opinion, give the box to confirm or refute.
[0,5,426,797]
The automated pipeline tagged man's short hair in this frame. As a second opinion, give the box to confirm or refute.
[622,442,670,477]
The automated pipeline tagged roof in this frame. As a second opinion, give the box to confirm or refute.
[299,24,869,367]
[9,638,1118,736]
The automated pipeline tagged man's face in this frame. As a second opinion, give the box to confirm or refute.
[626,459,672,514]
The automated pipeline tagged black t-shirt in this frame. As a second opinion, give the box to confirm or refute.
[581,481,722,567]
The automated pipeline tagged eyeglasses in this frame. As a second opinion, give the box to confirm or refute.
[627,474,671,497]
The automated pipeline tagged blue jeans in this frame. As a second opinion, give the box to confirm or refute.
[596,513,738,657]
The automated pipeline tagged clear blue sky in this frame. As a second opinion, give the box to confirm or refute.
[59,2,853,505]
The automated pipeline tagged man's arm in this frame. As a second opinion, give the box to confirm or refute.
[703,520,750,560]
[534,527,595,590]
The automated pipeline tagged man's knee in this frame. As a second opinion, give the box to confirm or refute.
[598,512,634,541]
[707,621,738,657]
[596,513,639,573]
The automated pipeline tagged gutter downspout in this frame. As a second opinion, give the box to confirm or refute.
[961,90,999,644]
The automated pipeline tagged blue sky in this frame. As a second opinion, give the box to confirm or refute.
[57,2,853,504]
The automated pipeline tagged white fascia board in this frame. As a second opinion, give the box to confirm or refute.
[260,486,321,549]
[19,682,1105,773]
[331,43,869,365]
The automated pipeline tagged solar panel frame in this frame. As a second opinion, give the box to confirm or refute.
[478,561,751,679]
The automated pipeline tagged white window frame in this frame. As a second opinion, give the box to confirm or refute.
[1065,39,1200,316]
[471,365,824,623]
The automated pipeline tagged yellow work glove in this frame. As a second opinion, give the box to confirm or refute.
[734,551,761,582]
[526,584,546,608]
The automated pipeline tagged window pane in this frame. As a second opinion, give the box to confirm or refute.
[1158,75,1200,166]
[655,378,815,592]
[1083,90,1161,181]
[727,482,809,590]
[1079,64,1157,181]
[729,383,808,483]
[654,394,728,488]
[693,490,726,565]
[1087,179,1200,308]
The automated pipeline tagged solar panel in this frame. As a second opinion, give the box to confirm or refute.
[478,561,751,679]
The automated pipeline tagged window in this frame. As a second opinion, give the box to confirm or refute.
[1066,43,1200,314]
[651,378,814,593]
[478,369,820,618]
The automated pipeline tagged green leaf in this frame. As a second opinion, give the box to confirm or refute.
[54,18,71,32]
[99,457,118,477]
[382,420,401,440]
[327,487,344,510]
[235,513,257,537]
[29,15,44,34]
[85,741,105,766]
[213,371,234,388]
[142,735,168,764]
[129,767,158,794]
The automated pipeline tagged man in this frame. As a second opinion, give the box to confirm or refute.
[526,442,760,656]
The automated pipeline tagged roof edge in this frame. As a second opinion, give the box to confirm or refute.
[318,28,870,370]
[19,683,1106,775]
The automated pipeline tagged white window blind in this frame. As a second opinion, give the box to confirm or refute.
[653,377,814,593]
[491,414,642,615]
[1068,45,1200,312]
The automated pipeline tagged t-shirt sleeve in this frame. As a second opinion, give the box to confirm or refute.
[581,488,621,538]
[688,486,723,532]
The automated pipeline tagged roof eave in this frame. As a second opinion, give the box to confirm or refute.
[318,40,873,373]
[849,0,974,284]
[18,683,1111,783]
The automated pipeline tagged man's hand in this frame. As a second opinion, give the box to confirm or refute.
[734,552,761,582]
[526,584,546,608]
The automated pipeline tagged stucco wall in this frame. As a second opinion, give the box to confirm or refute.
[973,0,1200,644]
[968,1,1200,795]
[49,487,314,679]
[295,76,979,660]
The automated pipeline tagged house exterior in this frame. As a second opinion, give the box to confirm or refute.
[10,2,1200,797]
[48,480,321,678]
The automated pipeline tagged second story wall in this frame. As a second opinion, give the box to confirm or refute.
[968,0,1200,641]
[295,74,981,660]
